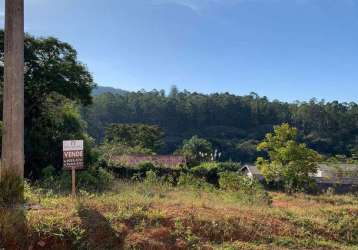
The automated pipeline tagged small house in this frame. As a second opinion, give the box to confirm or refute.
[241,163,358,193]
[241,165,265,182]
[311,163,358,192]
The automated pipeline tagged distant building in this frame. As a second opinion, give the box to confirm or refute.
[112,154,186,169]
[311,163,358,185]
[241,165,265,182]
[241,163,358,193]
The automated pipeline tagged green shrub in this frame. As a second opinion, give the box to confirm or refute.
[217,162,241,172]
[78,165,114,192]
[41,165,56,179]
[39,165,59,190]
[137,161,157,175]
[219,172,256,192]
[190,162,218,183]
[137,161,156,171]
[219,172,272,205]
[190,161,241,184]
[177,173,213,190]
[173,218,200,248]
[144,170,159,185]
[160,174,176,186]
[39,164,114,193]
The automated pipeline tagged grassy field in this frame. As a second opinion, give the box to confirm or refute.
[1,180,358,250]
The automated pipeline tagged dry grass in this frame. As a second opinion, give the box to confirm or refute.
[1,180,358,249]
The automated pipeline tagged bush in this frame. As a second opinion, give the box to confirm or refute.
[190,162,218,183]
[144,170,159,186]
[190,161,241,184]
[78,165,114,192]
[219,172,272,205]
[219,172,253,192]
[39,164,114,193]
[217,162,241,172]
[137,161,157,174]
[177,173,213,190]
[128,162,159,181]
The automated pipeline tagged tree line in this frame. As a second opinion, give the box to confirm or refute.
[82,88,358,162]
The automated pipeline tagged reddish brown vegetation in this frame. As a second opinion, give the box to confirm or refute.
[113,155,186,169]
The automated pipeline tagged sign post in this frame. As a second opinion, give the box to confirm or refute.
[72,167,76,197]
[63,140,84,197]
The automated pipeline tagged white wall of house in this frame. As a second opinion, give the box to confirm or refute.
[314,169,323,178]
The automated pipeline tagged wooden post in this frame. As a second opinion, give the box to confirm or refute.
[72,168,76,197]
[1,0,25,179]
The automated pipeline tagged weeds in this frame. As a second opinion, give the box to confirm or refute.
[173,218,200,248]
[325,209,358,244]
[1,180,358,249]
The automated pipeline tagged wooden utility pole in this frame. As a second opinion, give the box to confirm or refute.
[1,0,24,178]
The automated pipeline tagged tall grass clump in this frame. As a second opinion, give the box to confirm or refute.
[326,209,358,244]
[177,172,214,190]
[219,172,272,205]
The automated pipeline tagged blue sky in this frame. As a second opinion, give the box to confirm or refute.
[0,0,358,102]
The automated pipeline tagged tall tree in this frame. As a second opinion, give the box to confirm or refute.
[256,123,321,193]
[0,31,95,177]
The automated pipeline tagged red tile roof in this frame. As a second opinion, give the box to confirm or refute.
[112,154,186,169]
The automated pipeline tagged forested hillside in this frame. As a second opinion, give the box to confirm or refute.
[82,87,358,162]
[92,86,127,96]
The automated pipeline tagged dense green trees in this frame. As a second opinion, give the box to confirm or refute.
[82,89,358,162]
[0,31,95,177]
[98,123,164,165]
[105,123,164,153]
